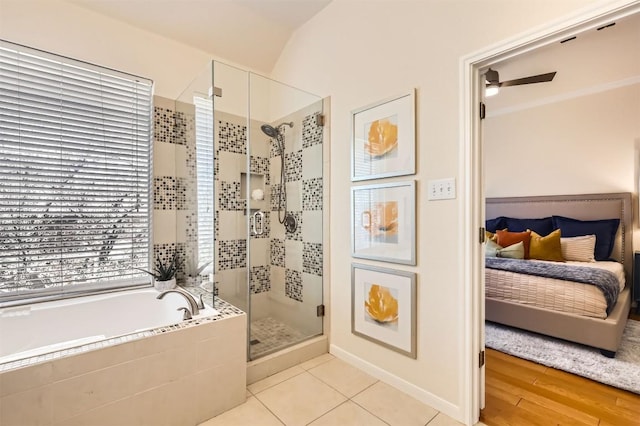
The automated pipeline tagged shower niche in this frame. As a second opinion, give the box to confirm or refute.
[176,61,324,360]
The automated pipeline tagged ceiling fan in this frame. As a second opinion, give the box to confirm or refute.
[485,68,557,97]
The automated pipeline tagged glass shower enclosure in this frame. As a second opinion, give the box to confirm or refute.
[176,61,324,360]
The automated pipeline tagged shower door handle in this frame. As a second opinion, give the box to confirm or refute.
[251,211,265,236]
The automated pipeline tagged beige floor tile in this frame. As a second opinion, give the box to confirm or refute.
[352,381,438,426]
[299,353,335,370]
[308,401,388,426]
[427,412,464,425]
[308,358,378,398]
[247,365,305,394]
[255,372,347,426]
[198,396,283,426]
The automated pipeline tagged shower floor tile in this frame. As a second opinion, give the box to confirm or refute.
[250,317,306,358]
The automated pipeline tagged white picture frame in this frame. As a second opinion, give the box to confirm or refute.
[351,180,416,265]
[351,263,417,358]
[351,90,416,181]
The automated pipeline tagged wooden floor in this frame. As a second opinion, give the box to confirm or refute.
[481,316,640,425]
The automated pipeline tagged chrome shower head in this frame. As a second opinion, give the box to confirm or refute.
[261,124,279,138]
[261,122,294,138]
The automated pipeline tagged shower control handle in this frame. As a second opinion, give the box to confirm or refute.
[251,211,265,236]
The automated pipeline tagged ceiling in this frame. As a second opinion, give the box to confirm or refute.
[68,0,332,73]
[485,12,640,113]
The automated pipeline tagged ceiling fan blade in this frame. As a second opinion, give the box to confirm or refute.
[500,72,556,87]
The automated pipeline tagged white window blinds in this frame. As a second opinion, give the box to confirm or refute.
[194,96,214,270]
[0,41,153,302]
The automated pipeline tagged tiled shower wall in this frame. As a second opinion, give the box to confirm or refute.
[152,96,204,288]
[152,95,323,335]
[214,103,324,334]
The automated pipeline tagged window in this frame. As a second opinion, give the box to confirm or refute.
[0,41,153,304]
[194,96,214,271]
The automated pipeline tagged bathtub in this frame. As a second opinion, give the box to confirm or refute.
[0,287,218,365]
[0,287,246,426]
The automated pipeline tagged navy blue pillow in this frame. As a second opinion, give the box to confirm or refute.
[551,216,620,261]
[503,217,554,235]
[486,217,506,233]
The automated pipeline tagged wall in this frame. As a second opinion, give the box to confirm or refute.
[485,84,640,249]
[270,0,611,421]
[0,0,228,99]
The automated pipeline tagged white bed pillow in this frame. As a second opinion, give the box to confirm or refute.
[560,235,596,262]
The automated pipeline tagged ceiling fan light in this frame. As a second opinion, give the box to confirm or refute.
[485,84,499,97]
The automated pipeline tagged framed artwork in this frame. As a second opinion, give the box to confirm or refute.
[351,181,416,265]
[351,89,415,181]
[351,263,417,358]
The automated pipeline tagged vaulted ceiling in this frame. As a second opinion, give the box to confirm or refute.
[69,0,332,74]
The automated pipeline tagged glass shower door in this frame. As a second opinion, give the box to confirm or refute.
[247,73,324,359]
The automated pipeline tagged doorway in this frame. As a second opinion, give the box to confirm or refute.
[462,2,640,424]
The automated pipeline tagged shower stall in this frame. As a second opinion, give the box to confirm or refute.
[175,61,325,360]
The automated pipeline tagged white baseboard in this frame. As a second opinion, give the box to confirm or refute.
[329,344,464,423]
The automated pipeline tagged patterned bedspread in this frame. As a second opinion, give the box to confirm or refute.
[485,258,620,314]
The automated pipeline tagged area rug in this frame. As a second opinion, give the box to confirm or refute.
[485,320,640,394]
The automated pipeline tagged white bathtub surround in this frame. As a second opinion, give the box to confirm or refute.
[0,294,247,426]
[0,288,218,366]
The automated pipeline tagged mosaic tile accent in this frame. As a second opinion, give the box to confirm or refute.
[153,177,176,210]
[302,178,323,211]
[219,181,242,211]
[303,242,323,276]
[285,211,302,241]
[285,150,302,183]
[270,183,285,212]
[251,211,270,239]
[154,106,174,144]
[153,242,187,276]
[214,151,219,181]
[173,111,187,145]
[285,269,303,302]
[251,155,270,185]
[250,265,270,294]
[270,238,285,267]
[153,177,188,210]
[218,239,247,271]
[249,317,305,358]
[153,107,188,145]
[269,137,282,158]
[214,210,219,240]
[218,120,246,154]
[302,112,323,148]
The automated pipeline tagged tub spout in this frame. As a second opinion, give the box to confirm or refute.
[156,289,200,316]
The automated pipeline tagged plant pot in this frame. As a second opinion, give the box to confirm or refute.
[154,278,176,291]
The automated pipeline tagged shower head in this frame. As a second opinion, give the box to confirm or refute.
[260,122,294,138]
[260,124,279,138]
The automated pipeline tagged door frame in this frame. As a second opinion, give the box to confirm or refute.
[460,1,640,424]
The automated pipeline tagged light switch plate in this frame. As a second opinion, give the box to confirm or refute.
[427,178,456,200]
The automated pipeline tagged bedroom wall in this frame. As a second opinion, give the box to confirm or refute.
[484,84,640,250]
[269,0,619,422]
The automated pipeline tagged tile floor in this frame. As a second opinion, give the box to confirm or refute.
[199,353,465,426]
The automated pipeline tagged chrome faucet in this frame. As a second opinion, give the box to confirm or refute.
[156,288,204,317]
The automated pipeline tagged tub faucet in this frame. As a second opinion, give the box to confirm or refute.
[156,288,202,316]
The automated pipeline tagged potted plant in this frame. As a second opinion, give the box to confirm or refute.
[138,254,182,291]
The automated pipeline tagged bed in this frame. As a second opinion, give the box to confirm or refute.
[485,192,633,357]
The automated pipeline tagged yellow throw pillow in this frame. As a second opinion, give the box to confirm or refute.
[528,229,564,262]
[485,228,506,242]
